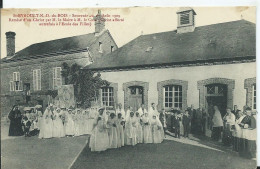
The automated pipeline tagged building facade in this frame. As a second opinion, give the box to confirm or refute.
[86,8,256,115]
[0,10,117,115]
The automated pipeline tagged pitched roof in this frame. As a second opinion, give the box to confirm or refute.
[2,31,105,62]
[86,20,256,71]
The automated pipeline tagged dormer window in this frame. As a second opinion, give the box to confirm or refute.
[99,42,103,53]
[176,7,196,34]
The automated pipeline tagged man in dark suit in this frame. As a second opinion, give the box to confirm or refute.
[172,112,181,138]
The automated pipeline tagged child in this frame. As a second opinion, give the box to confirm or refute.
[159,109,167,137]
[64,108,75,137]
[52,108,65,138]
[89,108,109,152]
[107,113,118,148]
[173,112,181,138]
[116,113,125,148]
[135,112,143,144]
[182,110,191,138]
[22,116,31,137]
[73,109,81,136]
[125,111,137,146]
[43,107,53,139]
[150,115,164,143]
[142,113,152,143]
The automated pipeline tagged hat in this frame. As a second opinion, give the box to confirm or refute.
[68,106,74,110]
[35,105,42,108]
[24,107,31,111]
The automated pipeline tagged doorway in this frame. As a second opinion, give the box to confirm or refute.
[206,84,227,118]
[128,86,144,112]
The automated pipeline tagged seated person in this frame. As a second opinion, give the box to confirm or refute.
[22,116,31,137]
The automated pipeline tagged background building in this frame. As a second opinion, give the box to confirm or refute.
[86,8,256,115]
[0,10,117,115]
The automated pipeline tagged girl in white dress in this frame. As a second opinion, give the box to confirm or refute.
[52,108,65,138]
[142,112,153,143]
[78,109,85,136]
[107,113,118,149]
[150,115,164,143]
[87,108,97,134]
[82,110,89,135]
[89,108,109,152]
[116,113,125,148]
[38,109,47,139]
[43,107,53,139]
[135,112,143,144]
[125,112,137,146]
[73,109,81,136]
[64,108,75,136]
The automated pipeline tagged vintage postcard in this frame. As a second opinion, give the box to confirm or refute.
[0,7,257,169]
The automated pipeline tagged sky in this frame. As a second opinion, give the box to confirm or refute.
[1,7,256,58]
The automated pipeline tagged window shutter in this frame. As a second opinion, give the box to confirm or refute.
[38,69,41,90]
[57,67,62,86]
[10,81,14,91]
[18,80,23,91]
[17,72,20,81]
[53,68,56,89]
[33,70,36,91]
[13,72,16,81]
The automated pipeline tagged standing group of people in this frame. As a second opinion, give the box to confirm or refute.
[38,104,97,139]
[89,103,165,152]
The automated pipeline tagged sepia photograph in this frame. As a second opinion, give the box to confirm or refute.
[0,6,257,169]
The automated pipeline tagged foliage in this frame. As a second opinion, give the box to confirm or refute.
[61,62,109,107]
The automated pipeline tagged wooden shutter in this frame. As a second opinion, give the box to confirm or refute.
[53,68,56,89]
[18,80,23,91]
[10,81,14,91]
[33,70,37,91]
[37,69,41,90]
[56,67,62,87]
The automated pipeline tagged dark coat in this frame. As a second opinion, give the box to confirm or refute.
[8,108,24,136]
[182,115,191,126]
[172,116,181,128]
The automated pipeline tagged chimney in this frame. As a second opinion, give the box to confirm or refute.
[94,10,106,34]
[176,7,196,34]
[5,31,16,57]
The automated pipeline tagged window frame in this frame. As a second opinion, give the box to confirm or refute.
[53,67,62,90]
[163,85,183,109]
[10,72,23,92]
[33,69,41,91]
[101,87,114,107]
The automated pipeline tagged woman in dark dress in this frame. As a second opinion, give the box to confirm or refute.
[8,105,24,136]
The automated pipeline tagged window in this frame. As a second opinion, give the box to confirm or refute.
[206,84,227,96]
[164,85,182,108]
[111,46,114,52]
[33,69,41,91]
[53,67,62,89]
[101,87,114,107]
[253,84,256,110]
[10,72,22,91]
[99,42,103,53]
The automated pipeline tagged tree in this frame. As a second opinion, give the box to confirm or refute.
[61,62,109,108]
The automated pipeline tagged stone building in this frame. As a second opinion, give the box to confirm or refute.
[85,8,256,115]
[0,10,117,115]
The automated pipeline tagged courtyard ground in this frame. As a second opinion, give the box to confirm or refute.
[1,120,256,169]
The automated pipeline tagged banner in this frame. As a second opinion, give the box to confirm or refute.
[58,85,75,108]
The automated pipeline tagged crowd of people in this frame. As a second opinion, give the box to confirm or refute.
[7,102,256,156]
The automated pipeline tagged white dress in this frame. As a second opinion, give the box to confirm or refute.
[107,117,118,149]
[73,113,80,136]
[116,117,125,148]
[89,117,110,152]
[125,117,137,146]
[52,111,65,138]
[43,110,53,139]
[142,116,153,143]
[64,111,75,136]
[150,117,164,143]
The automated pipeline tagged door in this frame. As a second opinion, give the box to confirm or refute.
[128,86,144,112]
[206,83,227,117]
